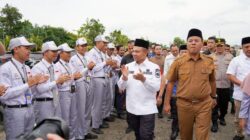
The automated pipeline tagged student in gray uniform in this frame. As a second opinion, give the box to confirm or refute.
[55,43,82,140]
[32,41,71,123]
[0,36,48,140]
[88,35,114,134]
[70,38,97,139]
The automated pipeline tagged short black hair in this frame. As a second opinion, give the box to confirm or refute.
[128,40,135,44]
[115,45,123,51]
[208,36,216,42]
[170,44,178,49]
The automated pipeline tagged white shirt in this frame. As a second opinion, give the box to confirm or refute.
[118,59,161,115]
[0,58,32,105]
[55,59,74,92]
[163,54,178,76]
[227,53,250,101]
[70,53,89,82]
[31,59,57,98]
[87,47,107,77]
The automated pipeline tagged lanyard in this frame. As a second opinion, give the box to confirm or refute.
[59,60,70,74]
[94,47,104,62]
[10,60,26,84]
[76,54,86,68]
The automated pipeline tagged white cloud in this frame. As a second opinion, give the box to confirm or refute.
[1,0,250,45]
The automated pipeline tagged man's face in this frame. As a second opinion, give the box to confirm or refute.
[96,41,107,50]
[207,39,216,51]
[179,50,188,56]
[187,36,203,55]
[107,48,114,56]
[76,45,88,55]
[14,46,31,62]
[118,47,125,56]
[60,51,72,62]
[45,50,58,62]
[225,46,230,53]
[171,46,179,57]
[243,43,250,57]
[216,44,225,54]
[127,42,134,54]
[132,46,147,62]
[154,46,162,55]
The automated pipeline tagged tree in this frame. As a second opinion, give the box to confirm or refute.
[107,30,129,46]
[77,18,105,46]
[0,4,23,37]
[173,37,185,47]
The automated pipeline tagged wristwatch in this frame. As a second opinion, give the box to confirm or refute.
[210,95,217,99]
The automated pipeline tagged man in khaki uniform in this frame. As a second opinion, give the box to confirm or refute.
[210,43,234,132]
[164,28,216,140]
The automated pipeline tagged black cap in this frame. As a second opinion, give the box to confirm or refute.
[134,39,149,49]
[242,37,250,45]
[179,44,187,51]
[187,28,203,40]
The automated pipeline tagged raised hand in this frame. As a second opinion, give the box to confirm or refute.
[133,69,145,82]
[121,65,129,81]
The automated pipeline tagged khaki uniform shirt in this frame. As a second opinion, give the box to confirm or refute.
[210,52,233,88]
[167,53,216,100]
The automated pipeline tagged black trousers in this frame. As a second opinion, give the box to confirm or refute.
[127,112,155,140]
[212,88,230,122]
[170,97,179,132]
[157,89,166,114]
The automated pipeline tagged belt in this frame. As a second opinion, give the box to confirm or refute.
[34,98,53,102]
[178,96,209,104]
[93,77,105,79]
[3,104,30,108]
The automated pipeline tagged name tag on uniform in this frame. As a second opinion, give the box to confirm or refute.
[25,93,32,104]
[144,69,152,75]
[70,85,76,93]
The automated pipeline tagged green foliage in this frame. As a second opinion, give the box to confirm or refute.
[77,18,105,46]
[173,37,185,47]
[107,30,129,46]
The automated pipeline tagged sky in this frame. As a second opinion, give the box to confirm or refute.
[1,0,250,45]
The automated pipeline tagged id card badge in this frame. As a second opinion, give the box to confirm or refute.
[86,76,91,83]
[70,85,76,93]
[25,93,32,104]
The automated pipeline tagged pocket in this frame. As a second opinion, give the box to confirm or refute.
[179,69,190,81]
[201,68,212,80]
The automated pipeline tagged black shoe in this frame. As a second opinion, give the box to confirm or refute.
[219,119,226,126]
[104,116,115,122]
[211,123,218,133]
[233,135,244,140]
[117,114,126,120]
[158,113,163,118]
[170,131,178,140]
[100,122,109,129]
[125,127,133,134]
[92,128,104,134]
[85,133,98,139]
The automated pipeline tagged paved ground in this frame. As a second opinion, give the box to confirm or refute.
[0,111,237,140]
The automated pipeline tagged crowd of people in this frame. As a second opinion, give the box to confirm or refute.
[0,28,249,140]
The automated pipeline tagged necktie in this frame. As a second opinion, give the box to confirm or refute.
[49,65,58,107]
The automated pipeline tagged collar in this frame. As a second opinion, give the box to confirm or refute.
[12,57,24,68]
[94,46,102,53]
[240,52,250,60]
[59,59,68,65]
[77,52,84,59]
[42,58,52,68]
[134,58,149,67]
[184,53,205,61]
